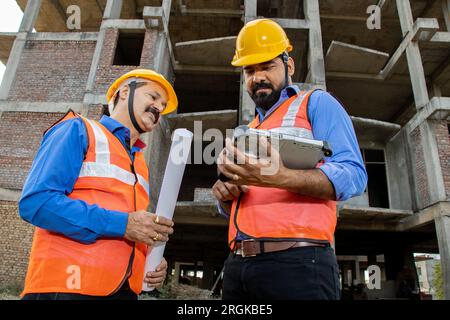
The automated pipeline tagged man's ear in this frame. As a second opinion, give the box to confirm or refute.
[287,57,295,77]
[118,86,130,103]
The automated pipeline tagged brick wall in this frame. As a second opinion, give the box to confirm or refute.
[410,126,431,209]
[94,28,157,96]
[0,201,34,286]
[8,40,96,102]
[433,120,450,198]
[0,112,65,190]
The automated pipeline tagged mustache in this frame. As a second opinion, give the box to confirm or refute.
[252,83,274,96]
[146,106,160,123]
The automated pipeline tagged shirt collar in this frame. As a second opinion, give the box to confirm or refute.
[99,115,147,150]
[255,84,300,122]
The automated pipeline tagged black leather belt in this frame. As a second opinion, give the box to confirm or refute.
[234,240,328,258]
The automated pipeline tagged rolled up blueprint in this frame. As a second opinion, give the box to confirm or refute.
[142,128,193,291]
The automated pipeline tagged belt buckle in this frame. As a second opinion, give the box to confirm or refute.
[241,239,257,258]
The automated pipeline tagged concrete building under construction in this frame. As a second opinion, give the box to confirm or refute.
[0,0,449,299]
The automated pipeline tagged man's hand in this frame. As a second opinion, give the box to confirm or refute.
[217,137,285,188]
[144,257,168,289]
[124,210,174,247]
[212,180,248,202]
[212,179,249,215]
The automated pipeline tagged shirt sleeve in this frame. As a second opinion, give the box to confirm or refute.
[216,201,230,219]
[18,118,129,244]
[307,90,368,201]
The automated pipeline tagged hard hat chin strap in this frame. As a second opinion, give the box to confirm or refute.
[281,52,289,89]
[128,81,145,134]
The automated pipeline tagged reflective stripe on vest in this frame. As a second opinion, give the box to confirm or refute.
[22,111,150,297]
[228,90,337,248]
[79,119,150,196]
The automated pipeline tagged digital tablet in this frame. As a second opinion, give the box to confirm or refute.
[218,126,332,182]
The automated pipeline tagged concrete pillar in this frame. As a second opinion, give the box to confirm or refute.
[84,0,124,102]
[355,257,362,284]
[238,0,257,125]
[396,0,429,108]
[434,202,450,299]
[239,74,255,125]
[304,0,326,89]
[419,121,446,204]
[244,0,257,23]
[103,0,123,19]
[19,0,42,32]
[384,246,419,297]
[0,0,42,100]
[201,263,215,290]
[442,0,450,32]
[174,262,181,284]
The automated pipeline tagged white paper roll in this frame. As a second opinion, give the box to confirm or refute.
[142,128,193,291]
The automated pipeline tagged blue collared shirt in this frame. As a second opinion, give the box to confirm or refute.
[218,86,368,231]
[19,115,147,244]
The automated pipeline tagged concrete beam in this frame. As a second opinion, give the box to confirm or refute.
[271,18,310,30]
[27,32,98,41]
[83,93,107,106]
[143,6,166,30]
[103,0,123,19]
[398,201,450,232]
[326,41,389,74]
[174,201,228,226]
[430,31,450,43]
[380,18,440,80]
[396,0,431,108]
[338,205,412,221]
[177,8,243,17]
[337,220,399,232]
[0,101,84,113]
[351,116,401,142]
[101,19,145,30]
[173,64,239,75]
[167,109,237,136]
[405,97,450,134]
[0,188,21,202]
[304,0,326,89]
[325,71,411,84]
[174,36,236,67]
[19,0,42,32]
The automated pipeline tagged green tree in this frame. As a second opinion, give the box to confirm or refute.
[432,262,444,300]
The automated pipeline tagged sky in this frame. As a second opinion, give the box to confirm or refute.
[0,0,24,83]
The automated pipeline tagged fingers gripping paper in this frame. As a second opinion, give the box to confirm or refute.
[142,129,193,291]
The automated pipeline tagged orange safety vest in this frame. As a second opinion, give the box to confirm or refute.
[228,90,337,249]
[22,110,150,296]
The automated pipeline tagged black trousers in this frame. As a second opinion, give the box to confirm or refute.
[22,281,138,300]
[222,246,341,300]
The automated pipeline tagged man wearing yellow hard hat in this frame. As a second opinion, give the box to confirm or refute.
[213,19,367,299]
[19,69,177,300]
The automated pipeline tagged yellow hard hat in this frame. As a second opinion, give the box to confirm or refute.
[106,69,178,115]
[231,18,293,67]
